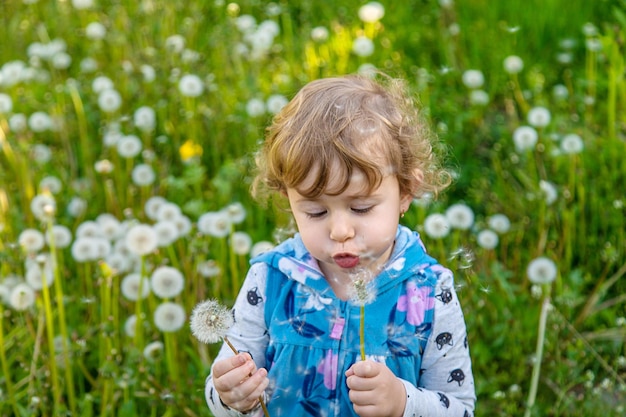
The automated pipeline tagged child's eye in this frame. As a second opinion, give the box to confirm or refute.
[306,210,327,219]
[352,206,373,214]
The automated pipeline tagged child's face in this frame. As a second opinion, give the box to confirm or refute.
[286,165,412,285]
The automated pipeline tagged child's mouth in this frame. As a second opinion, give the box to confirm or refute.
[333,254,360,269]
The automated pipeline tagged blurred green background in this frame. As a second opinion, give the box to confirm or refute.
[1,0,625,416]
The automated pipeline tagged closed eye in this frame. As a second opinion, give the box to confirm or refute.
[305,211,327,219]
[352,206,373,214]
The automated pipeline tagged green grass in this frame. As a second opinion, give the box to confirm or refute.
[1,1,625,416]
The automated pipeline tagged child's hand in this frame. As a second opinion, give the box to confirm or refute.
[212,353,269,412]
[345,360,406,417]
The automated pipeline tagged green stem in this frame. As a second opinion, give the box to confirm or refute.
[524,293,551,417]
[0,304,20,416]
[133,256,147,349]
[359,305,366,361]
[47,219,77,414]
[40,277,62,414]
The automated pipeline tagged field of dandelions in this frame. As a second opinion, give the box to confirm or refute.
[1,0,625,416]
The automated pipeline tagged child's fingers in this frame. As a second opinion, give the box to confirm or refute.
[212,353,251,379]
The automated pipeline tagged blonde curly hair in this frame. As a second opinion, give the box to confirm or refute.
[252,73,451,202]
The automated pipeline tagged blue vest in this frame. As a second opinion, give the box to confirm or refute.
[253,227,439,417]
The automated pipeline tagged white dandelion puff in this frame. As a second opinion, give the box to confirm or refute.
[156,202,182,223]
[30,194,56,222]
[153,221,179,247]
[230,231,253,255]
[131,163,156,186]
[121,273,151,301]
[488,214,511,234]
[462,69,484,89]
[503,55,524,74]
[154,302,186,332]
[352,36,375,57]
[178,74,204,97]
[98,89,122,113]
[358,2,385,23]
[85,21,106,40]
[225,202,247,224]
[423,213,450,239]
[197,211,231,238]
[124,315,137,337]
[143,341,164,362]
[310,26,329,42]
[245,98,266,117]
[18,229,45,253]
[477,229,499,250]
[117,134,142,158]
[266,94,288,114]
[539,180,558,205]
[133,106,156,132]
[125,224,158,256]
[527,257,557,284]
[445,203,475,230]
[189,299,234,344]
[197,260,221,278]
[527,106,551,128]
[150,266,184,299]
[10,283,36,311]
[250,241,275,258]
[144,196,168,220]
[560,133,584,155]
[513,126,538,152]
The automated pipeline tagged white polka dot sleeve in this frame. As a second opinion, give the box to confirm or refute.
[401,270,476,417]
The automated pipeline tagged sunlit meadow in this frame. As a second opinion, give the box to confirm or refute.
[1,0,625,416]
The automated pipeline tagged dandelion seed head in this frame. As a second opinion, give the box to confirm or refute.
[310,26,329,43]
[230,231,252,255]
[125,224,158,256]
[527,106,551,128]
[477,229,499,250]
[178,74,204,97]
[527,256,557,285]
[197,211,231,238]
[352,36,375,57]
[85,21,106,40]
[423,213,450,239]
[560,133,584,155]
[461,69,484,89]
[488,214,511,234]
[539,180,558,205]
[250,241,275,258]
[445,203,475,230]
[121,273,151,301]
[124,315,137,337]
[513,126,538,152]
[98,89,122,113]
[131,163,156,186]
[18,229,45,253]
[347,269,376,307]
[197,260,221,278]
[266,94,288,114]
[143,341,164,362]
[9,283,36,311]
[190,299,234,344]
[150,266,184,299]
[358,2,385,23]
[246,98,265,117]
[116,134,142,158]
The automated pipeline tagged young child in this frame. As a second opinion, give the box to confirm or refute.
[205,74,475,417]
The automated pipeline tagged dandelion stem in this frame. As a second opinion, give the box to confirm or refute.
[133,256,147,349]
[359,305,366,361]
[47,218,77,414]
[524,293,551,417]
[223,336,271,417]
[38,284,62,414]
[0,304,20,417]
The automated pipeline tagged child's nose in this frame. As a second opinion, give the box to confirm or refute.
[329,213,355,242]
